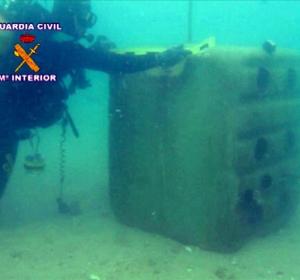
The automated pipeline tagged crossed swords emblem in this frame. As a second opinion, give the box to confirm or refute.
[14,43,40,73]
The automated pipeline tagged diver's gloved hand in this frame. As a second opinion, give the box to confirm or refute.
[91,35,117,52]
[158,45,191,68]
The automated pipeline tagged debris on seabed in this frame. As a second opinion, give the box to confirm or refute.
[89,274,101,280]
[184,246,193,253]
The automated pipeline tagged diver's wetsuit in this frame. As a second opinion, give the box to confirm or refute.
[7,38,187,129]
[0,86,17,198]
[0,2,189,199]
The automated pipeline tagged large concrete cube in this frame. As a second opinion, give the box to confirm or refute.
[109,46,300,251]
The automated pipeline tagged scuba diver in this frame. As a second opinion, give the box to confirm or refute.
[0,0,190,199]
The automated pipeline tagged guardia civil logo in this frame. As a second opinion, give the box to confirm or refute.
[0,22,61,83]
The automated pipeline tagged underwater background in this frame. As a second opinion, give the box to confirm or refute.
[1,0,300,279]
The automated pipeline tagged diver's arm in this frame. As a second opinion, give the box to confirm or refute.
[83,46,190,73]
[50,41,189,74]
[83,50,167,73]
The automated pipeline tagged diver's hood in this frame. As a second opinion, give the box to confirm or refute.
[52,0,97,39]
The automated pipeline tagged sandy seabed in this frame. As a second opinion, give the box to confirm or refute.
[0,208,300,280]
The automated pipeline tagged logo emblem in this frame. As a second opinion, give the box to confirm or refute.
[14,43,40,73]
